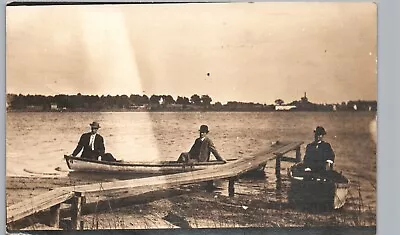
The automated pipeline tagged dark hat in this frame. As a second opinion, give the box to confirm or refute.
[90,121,101,129]
[199,125,209,133]
[314,126,326,135]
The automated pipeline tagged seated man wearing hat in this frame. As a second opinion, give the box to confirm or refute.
[303,126,335,172]
[69,121,116,161]
[177,125,225,163]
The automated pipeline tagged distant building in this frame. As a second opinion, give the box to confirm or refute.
[26,105,43,111]
[50,103,58,111]
[301,92,309,103]
[275,105,296,111]
[129,104,149,110]
[253,104,264,109]
[184,104,202,110]
[286,92,317,111]
[166,104,184,109]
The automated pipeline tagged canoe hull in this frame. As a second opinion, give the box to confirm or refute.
[64,156,226,175]
[287,163,349,210]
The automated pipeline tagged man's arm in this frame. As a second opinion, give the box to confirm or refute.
[96,136,106,155]
[303,144,312,163]
[208,139,224,161]
[71,134,85,156]
[188,139,198,156]
[325,143,335,162]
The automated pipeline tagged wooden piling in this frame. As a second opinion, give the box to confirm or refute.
[49,204,61,228]
[296,147,301,162]
[276,178,282,190]
[80,196,86,230]
[71,192,84,230]
[275,154,281,178]
[228,177,235,197]
[275,154,282,190]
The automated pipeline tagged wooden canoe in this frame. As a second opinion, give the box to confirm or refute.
[287,162,350,210]
[64,155,233,175]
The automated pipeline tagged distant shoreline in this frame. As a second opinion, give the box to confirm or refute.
[6,93,377,113]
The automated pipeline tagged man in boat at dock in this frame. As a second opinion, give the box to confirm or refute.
[303,126,335,172]
[68,121,117,162]
[177,125,225,163]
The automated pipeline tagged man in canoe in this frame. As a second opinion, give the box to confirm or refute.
[177,125,226,163]
[68,121,117,161]
[303,126,336,172]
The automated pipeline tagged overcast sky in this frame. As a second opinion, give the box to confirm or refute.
[6,2,376,104]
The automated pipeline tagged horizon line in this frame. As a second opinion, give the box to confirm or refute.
[6,92,378,105]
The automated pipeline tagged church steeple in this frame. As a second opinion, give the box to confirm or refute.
[301,92,308,103]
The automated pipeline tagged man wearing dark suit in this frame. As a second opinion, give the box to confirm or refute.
[303,126,336,172]
[69,121,115,161]
[177,125,225,163]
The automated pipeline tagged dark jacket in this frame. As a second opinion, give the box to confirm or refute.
[189,137,223,162]
[72,132,105,159]
[303,140,335,171]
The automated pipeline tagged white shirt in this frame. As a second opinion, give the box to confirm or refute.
[89,134,96,150]
[316,140,322,149]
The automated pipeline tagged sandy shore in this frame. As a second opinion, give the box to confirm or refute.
[6,161,376,231]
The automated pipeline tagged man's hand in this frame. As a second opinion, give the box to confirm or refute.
[326,160,334,170]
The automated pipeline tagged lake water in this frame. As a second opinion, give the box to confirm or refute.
[6,111,376,179]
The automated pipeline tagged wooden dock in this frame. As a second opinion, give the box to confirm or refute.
[6,140,303,230]
[6,189,75,225]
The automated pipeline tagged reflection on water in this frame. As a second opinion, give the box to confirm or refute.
[209,164,289,199]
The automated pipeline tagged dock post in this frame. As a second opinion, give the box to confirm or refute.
[49,204,61,228]
[295,147,301,162]
[275,155,282,190]
[71,192,84,230]
[80,196,86,229]
[228,177,235,197]
[275,155,281,178]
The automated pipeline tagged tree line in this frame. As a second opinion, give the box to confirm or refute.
[6,93,377,112]
[7,93,213,110]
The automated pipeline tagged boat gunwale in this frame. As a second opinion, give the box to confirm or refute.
[64,155,228,168]
[288,163,350,187]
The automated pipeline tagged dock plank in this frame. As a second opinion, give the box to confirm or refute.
[7,189,75,224]
[273,141,303,156]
